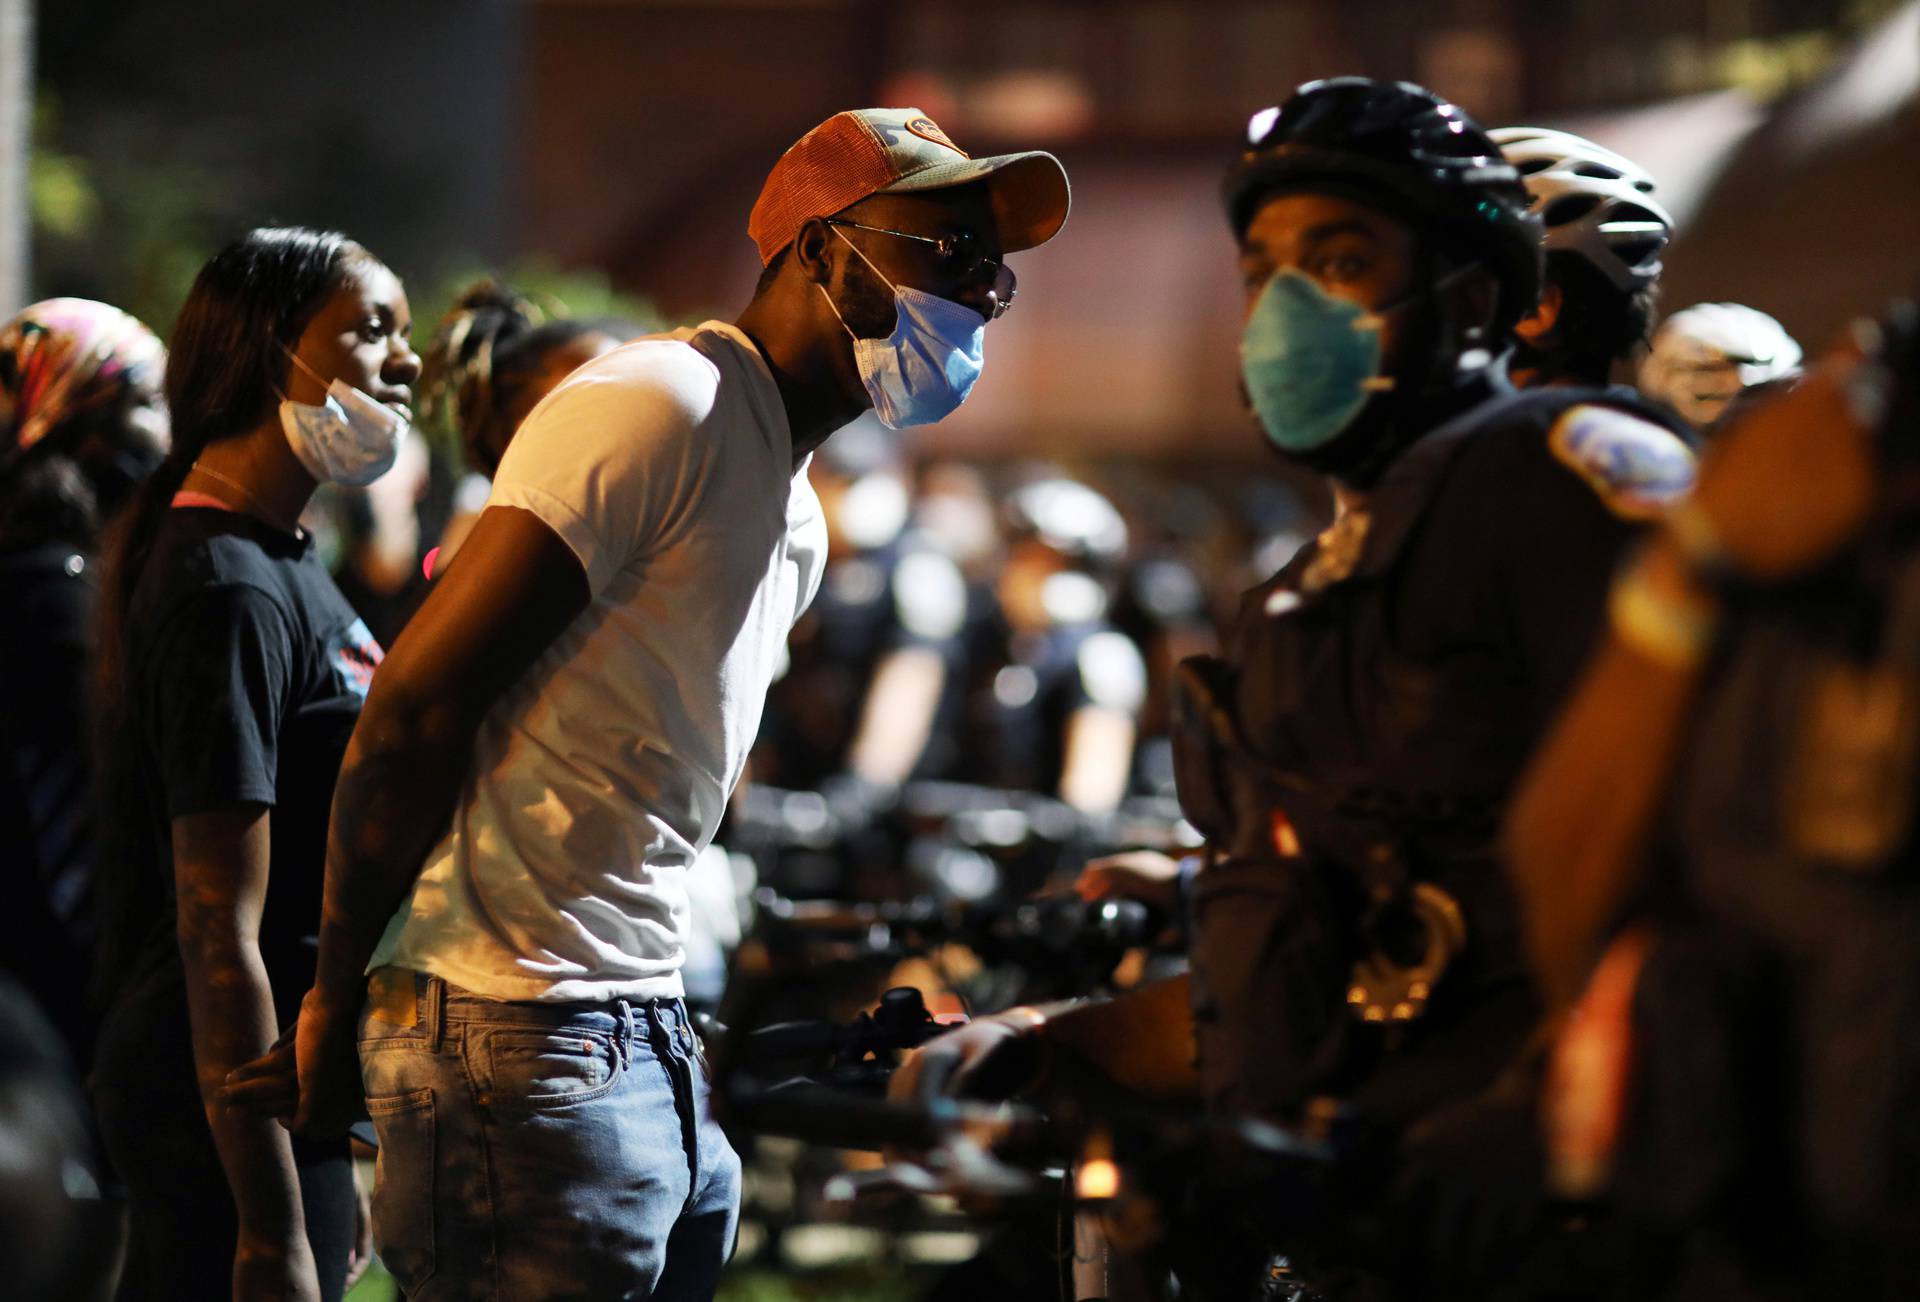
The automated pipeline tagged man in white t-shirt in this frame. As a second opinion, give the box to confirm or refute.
[226,109,1068,1300]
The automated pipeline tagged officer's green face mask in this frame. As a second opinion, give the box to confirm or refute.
[1239,270,1395,454]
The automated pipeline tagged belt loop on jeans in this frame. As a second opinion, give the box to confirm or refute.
[422,974,445,1053]
[615,999,634,1069]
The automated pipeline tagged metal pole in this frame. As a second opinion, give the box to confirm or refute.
[0,0,30,313]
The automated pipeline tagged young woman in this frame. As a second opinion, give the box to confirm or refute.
[89,227,419,1302]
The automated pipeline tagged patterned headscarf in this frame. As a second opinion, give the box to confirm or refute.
[0,297,166,468]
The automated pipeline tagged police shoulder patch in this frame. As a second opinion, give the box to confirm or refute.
[1547,404,1697,520]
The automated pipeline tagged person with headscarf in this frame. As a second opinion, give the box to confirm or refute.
[0,297,167,1071]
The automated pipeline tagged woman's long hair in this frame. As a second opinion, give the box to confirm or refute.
[89,227,372,1003]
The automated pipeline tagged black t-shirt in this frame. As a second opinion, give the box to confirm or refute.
[122,507,381,1027]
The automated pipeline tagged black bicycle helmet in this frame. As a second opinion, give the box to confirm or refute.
[1224,78,1543,332]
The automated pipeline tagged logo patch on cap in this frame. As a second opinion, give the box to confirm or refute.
[904,116,968,157]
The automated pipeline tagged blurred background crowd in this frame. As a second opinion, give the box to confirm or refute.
[15,0,1919,820]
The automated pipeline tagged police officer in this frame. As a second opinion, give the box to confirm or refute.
[1637,300,1804,438]
[895,78,1696,1297]
[962,475,1146,814]
[756,419,969,793]
[1511,308,1919,1300]
[1491,128,1675,395]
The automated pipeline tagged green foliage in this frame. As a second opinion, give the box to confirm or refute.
[27,153,95,240]
[344,1263,398,1302]
[717,1264,934,1302]
[25,93,678,354]
[27,92,231,333]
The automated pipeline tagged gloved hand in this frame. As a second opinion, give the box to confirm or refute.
[886,1006,1050,1107]
[1385,1087,1551,1284]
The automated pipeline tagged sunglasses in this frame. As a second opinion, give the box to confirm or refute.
[823,218,1017,318]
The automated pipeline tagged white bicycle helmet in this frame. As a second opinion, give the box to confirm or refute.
[1005,478,1129,568]
[1489,126,1673,295]
[1638,302,1804,430]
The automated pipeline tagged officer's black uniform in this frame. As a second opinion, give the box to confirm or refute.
[964,616,1143,797]
[1166,78,1696,1299]
[1191,365,1694,1122]
[757,534,968,788]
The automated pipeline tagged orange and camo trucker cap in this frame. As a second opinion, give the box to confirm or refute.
[748,108,1070,266]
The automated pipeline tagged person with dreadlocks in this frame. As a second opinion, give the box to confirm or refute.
[0,298,167,1071]
[419,279,641,479]
[408,280,641,582]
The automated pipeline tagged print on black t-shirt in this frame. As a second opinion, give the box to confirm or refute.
[123,506,380,1027]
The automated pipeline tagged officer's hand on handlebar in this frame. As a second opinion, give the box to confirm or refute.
[1075,849,1182,914]
[886,1007,1049,1110]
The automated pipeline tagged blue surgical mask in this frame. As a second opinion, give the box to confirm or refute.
[1239,270,1394,453]
[819,229,986,430]
[277,349,408,486]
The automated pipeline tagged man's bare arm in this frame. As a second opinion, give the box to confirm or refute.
[1043,973,1199,1101]
[310,504,591,1005]
[1506,540,1707,1009]
[1508,343,1878,1010]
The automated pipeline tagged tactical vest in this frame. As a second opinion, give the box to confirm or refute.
[1174,383,1675,1127]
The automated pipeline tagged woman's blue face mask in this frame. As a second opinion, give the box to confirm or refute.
[1239,269,1396,454]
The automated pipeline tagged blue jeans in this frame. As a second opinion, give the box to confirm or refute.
[357,968,740,1301]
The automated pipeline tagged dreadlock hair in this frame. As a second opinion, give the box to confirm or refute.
[1519,250,1660,386]
[418,279,640,476]
[89,226,376,1004]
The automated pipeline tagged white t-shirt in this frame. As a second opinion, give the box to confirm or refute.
[370,321,826,1001]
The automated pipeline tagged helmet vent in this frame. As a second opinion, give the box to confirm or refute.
[1613,237,1664,268]
[1542,193,1602,227]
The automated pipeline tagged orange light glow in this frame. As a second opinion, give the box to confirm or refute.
[1076,1158,1121,1200]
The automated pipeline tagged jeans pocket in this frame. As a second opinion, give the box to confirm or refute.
[368,1086,436,1291]
[486,1028,618,1109]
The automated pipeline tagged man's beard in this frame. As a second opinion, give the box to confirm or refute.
[835,254,899,341]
